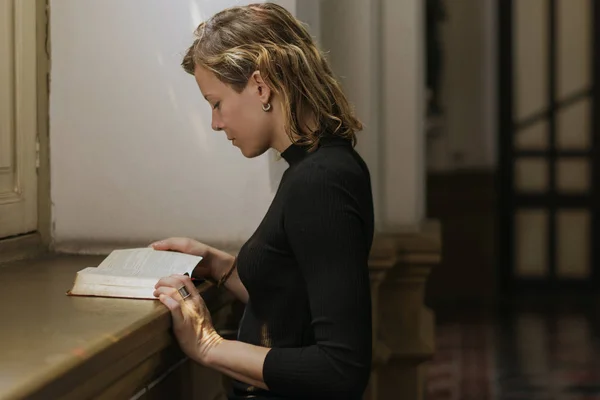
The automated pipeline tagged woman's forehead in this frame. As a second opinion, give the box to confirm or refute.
[194,66,223,95]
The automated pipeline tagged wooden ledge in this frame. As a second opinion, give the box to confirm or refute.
[0,254,234,400]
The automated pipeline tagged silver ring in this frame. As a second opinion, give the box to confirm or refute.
[177,285,191,300]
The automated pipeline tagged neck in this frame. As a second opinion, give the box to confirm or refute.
[270,108,318,153]
[271,131,293,154]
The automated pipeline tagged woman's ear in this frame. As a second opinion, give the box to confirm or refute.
[250,70,271,104]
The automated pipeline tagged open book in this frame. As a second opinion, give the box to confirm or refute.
[67,248,203,300]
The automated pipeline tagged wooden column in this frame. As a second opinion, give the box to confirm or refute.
[370,221,441,400]
[364,237,395,400]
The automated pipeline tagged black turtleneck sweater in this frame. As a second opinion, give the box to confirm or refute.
[230,136,374,400]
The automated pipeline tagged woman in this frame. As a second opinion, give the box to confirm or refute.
[151,3,374,399]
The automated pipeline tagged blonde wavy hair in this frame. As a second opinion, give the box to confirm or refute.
[181,2,362,149]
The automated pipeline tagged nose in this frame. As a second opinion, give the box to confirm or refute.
[211,112,225,131]
[212,121,223,131]
[211,113,219,131]
[211,113,223,131]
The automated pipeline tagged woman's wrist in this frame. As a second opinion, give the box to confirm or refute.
[196,330,226,366]
[202,336,228,367]
[207,248,237,284]
[201,338,270,389]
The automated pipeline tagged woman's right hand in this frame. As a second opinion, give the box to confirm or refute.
[149,237,231,282]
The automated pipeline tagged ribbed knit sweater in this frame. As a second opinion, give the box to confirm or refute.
[229,135,374,399]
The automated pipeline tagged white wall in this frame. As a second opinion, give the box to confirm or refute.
[320,0,425,231]
[49,0,302,252]
[295,0,321,45]
[380,0,425,229]
[319,0,383,228]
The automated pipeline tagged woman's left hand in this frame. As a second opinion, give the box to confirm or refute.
[154,274,223,365]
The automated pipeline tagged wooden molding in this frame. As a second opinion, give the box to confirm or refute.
[385,220,441,256]
[372,340,392,368]
[372,219,442,267]
[0,232,45,264]
[36,0,52,247]
[368,235,397,271]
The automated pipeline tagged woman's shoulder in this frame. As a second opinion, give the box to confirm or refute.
[281,138,374,222]
[288,139,371,191]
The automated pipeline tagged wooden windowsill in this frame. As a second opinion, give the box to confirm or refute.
[0,254,234,399]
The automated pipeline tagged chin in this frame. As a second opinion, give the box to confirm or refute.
[239,145,269,159]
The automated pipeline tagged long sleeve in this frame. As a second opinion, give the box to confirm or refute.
[262,162,374,398]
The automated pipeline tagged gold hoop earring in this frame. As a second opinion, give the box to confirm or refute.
[262,103,271,112]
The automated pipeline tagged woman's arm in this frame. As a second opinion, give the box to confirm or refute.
[154,275,265,387]
[204,247,250,304]
[156,162,373,398]
[150,238,249,304]
[259,164,374,398]
[221,268,249,304]
[203,339,271,390]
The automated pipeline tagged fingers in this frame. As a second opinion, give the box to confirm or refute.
[171,274,201,302]
[154,285,191,325]
[154,274,200,303]
[155,282,204,332]
[153,285,177,299]
[149,237,190,252]
[149,238,175,250]
[158,293,185,326]
[154,275,185,290]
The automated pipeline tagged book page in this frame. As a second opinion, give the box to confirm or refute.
[76,267,159,285]
[94,248,202,278]
[69,281,157,299]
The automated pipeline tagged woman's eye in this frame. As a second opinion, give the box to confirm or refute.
[213,101,220,110]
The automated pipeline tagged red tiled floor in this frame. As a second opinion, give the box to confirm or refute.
[424,298,600,400]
